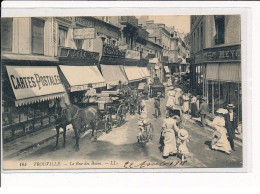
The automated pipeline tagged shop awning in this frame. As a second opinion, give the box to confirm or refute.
[164,66,170,73]
[59,65,106,92]
[219,63,241,82]
[6,66,65,107]
[206,63,219,80]
[100,64,128,87]
[139,67,151,78]
[149,58,159,64]
[123,66,144,82]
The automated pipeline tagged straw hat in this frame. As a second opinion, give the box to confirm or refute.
[227,104,235,109]
[216,108,228,114]
[178,129,189,140]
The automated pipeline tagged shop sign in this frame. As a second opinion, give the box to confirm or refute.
[195,45,241,63]
[71,85,89,92]
[73,28,95,39]
[58,47,99,61]
[102,44,125,58]
[75,17,94,27]
[6,66,65,100]
[125,50,140,60]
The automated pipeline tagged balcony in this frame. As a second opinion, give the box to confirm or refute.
[102,43,125,58]
[121,16,138,27]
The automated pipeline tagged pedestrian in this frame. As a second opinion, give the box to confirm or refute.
[143,82,149,100]
[198,97,209,127]
[140,96,146,113]
[137,94,142,115]
[182,93,189,114]
[129,94,135,115]
[224,104,238,151]
[137,112,148,142]
[177,129,189,164]
[160,113,180,158]
[190,94,198,118]
[211,108,231,155]
[174,87,183,106]
[154,93,161,118]
[166,87,176,117]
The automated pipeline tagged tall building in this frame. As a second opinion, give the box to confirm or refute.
[190,15,241,123]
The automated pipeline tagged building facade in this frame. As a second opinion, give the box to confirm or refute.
[190,15,241,123]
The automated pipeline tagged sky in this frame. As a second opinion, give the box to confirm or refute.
[137,15,190,34]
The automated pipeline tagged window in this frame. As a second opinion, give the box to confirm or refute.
[32,18,45,55]
[215,16,225,45]
[75,40,83,50]
[200,25,204,49]
[58,25,68,47]
[1,18,13,52]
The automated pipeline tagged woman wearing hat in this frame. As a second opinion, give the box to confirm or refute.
[160,112,180,158]
[177,129,189,164]
[211,108,231,155]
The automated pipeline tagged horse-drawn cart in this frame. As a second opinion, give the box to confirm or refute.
[150,83,165,98]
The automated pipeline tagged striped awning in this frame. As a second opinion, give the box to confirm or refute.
[219,63,241,82]
[206,63,241,82]
[123,66,144,82]
[59,65,106,92]
[6,66,65,107]
[206,63,219,80]
[138,67,150,78]
[100,64,128,87]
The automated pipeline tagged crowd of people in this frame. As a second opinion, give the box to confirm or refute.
[160,82,239,162]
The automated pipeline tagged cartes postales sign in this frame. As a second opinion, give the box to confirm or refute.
[6,66,65,100]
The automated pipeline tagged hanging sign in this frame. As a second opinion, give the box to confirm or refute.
[73,28,95,39]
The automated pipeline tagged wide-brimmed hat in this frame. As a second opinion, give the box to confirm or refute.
[227,104,235,109]
[178,129,189,140]
[216,108,228,114]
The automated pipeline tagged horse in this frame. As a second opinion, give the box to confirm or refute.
[55,104,99,152]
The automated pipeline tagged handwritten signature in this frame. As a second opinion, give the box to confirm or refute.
[124,160,180,168]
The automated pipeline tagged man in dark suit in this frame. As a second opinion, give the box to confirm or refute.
[198,97,209,127]
[224,104,238,151]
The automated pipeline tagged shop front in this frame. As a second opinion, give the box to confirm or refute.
[123,66,146,88]
[2,66,66,142]
[58,65,106,104]
[194,44,241,124]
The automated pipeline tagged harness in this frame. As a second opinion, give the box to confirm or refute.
[72,108,80,120]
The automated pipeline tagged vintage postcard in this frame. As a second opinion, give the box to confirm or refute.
[1,9,246,171]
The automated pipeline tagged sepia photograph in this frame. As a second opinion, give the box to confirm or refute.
[1,13,243,170]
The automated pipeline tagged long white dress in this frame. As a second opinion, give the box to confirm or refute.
[211,116,231,154]
[166,90,176,107]
[161,118,178,156]
[182,94,189,113]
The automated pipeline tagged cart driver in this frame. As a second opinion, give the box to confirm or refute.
[116,80,124,93]
[153,74,160,85]
[85,84,97,103]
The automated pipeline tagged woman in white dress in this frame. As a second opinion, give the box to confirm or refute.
[161,115,180,158]
[182,93,189,113]
[211,109,231,155]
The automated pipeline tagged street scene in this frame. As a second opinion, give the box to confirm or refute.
[2,15,242,169]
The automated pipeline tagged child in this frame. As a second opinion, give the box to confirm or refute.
[177,129,189,165]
